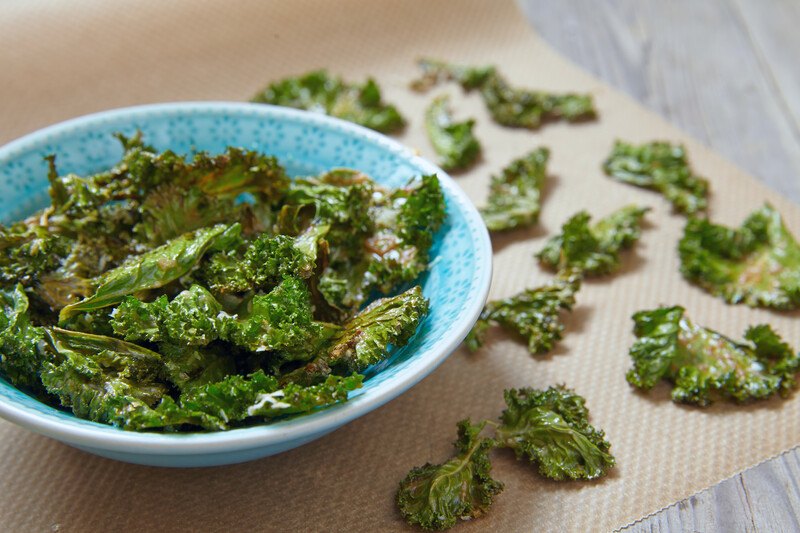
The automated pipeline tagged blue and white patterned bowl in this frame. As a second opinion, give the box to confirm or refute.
[0,103,492,467]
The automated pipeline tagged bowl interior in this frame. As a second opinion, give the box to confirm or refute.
[0,103,490,453]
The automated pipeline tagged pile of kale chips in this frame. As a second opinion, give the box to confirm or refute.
[0,133,444,431]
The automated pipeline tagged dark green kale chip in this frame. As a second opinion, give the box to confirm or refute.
[537,205,649,276]
[466,271,581,355]
[251,69,405,133]
[679,204,800,310]
[495,386,615,480]
[480,148,549,232]
[603,140,709,214]
[626,306,800,405]
[397,420,503,531]
[413,59,596,129]
[424,94,481,171]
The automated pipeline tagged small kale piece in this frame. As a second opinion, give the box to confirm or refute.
[285,285,428,385]
[0,225,72,287]
[679,204,800,310]
[365,174,447,294]
[111,284,227,346]
[478,74,595,129]
[200,224,328,295]
[413,59,596,129]
[124,371,363,431]
[480,148,549,232]
[626,306,800,405]
[537,205,649,276]
[227,276,340,364]
[466,271,581,355]
[396,419,503,531]
[59,223,238,321]
[40,327,168,426]
[424,95,481,171]
[495,386,615,480]
[603,141,709,214]
[251,69,405,133]
[0,285,48,391]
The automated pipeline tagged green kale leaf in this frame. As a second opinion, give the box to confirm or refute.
[285,285,428,385]
[679,204,800,310]
[480,148,549,232]
[40,327,168,426]
[537,205,649,276]
[123,371,363,431]
[603,141,709,214]
[396,419,503,531]
[226,276,340,364]
[413,59,596,129]
[466,271,581,355]
[111,284,227,346]
[59,223,238,321]
[626,306,800,405]
[495,386,615,480]
[424,95,481,171]
[251,69,405,133]
[0,285,48,391]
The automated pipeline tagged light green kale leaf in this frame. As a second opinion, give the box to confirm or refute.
[285,285,428,385]
[111,284,227,346]
[679,204,800,310]
[251,69,405,133]
[424,95,481,172]
[40,327,168,426]
[413,59,596,129]
[0,284,48,391]
[626,306,800,405]
[480,148,549,232]
[495,386,615,480]
[537,205,649,276]
[124,371,363,431]
[226,276,340,364]
[603,140,708,214]
[59,223,239,321]
[466,271,581,355]
[396,419,503,531]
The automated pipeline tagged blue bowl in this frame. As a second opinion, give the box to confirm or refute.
[0,103,492,467]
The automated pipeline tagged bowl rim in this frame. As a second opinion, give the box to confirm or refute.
[0,102,492,455]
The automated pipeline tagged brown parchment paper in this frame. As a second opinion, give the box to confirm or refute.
[1,1,799,531]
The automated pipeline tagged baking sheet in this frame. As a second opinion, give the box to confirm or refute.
[1,1,799,530]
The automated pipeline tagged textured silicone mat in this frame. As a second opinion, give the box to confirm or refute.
[1,1,799,531]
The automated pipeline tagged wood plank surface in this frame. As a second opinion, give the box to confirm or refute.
[518,1,800,531]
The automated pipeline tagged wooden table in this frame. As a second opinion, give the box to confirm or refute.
[519,1,800,530]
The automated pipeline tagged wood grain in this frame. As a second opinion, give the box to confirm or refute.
[519,1,800,531]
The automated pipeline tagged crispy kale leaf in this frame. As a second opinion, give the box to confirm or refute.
[124,371,363,431]
[0,285,48,391]
[200,224,328,294]
[111,284,226,346]
[226,276,340,364]
[679,204,800,310]
[424,95,481,171]
[40,327,168,426]
[480,148,549,232]
[397,419,503,531]
[286,285,428,385]
[603,141,709,214]
[537,205,649,276]
[413,59,596,129]
[466,271,581,355]
[251,69,405,133]
[59,224,238,321]
[626,306,800,405]
[495,386,615,480]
